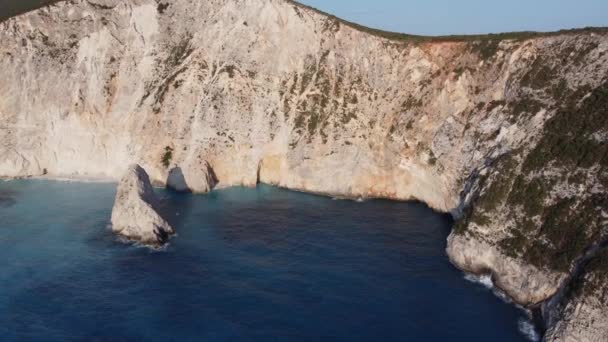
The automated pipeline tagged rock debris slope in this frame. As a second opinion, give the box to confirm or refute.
[111,164,174,245]
[0,0,607,340]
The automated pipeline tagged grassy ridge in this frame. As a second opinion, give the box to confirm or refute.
[286,0,608,42]
[2,0,608,41]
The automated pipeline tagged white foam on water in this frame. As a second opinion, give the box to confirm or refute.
[133,240,172,253]
[464,273,541,341]
[463,273,516,304]
[492,287,514,304]
[518,318,540,342]
[112,235,173,252]
[464,273,494,289]
[32,175,116,183]
[147,243,171,253]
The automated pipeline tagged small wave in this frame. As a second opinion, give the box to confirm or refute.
[518,318,540,342]
[464,273,540,340]
[463,273,516,304]
[132,240,172,253]
[494,289,514,304]
[113,235,172,253]
[32,175,115,183]
[464,273,494,289]
[464,274,540,342]
[146,243,171,253]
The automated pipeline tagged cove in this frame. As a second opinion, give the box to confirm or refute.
[0,179,534,341]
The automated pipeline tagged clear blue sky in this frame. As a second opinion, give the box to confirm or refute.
[297,0,608,36]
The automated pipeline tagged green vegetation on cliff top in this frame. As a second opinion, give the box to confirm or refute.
[462,81,608,273]
[285,1,608,42]
[2,0,607,43]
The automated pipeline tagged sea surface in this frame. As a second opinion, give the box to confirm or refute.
[0,179,536,341]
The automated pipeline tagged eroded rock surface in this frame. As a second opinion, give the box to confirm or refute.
[544,249,608,341]
[111,164,174,246]
[166,159,217,193]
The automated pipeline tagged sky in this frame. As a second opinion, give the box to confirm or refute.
[297,0,608,36]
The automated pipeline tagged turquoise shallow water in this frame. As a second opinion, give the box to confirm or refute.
[0,179,533,341]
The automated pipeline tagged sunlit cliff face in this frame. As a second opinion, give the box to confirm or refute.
[1,1,607,340]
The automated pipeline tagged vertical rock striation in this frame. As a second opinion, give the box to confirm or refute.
[543,248,608,341]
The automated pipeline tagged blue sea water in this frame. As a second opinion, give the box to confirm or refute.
[0,179,535,341]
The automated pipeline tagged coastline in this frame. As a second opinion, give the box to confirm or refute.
[459,269,543,341]
[2,174,118,184]
[2,175,537,339]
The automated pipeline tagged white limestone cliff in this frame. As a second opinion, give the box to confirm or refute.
[447,234,566,305]
[111,164,174,245]
[1,0,607,340]
[166,157,217,193]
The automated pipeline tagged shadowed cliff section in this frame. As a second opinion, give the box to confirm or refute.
[0,0,57,22]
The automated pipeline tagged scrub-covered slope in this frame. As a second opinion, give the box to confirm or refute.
[0,0,606,339]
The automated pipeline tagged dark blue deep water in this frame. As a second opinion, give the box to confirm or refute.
[0,180,534,341]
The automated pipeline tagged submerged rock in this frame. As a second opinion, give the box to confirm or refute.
[111,164,174,246]
[0,188,17,208]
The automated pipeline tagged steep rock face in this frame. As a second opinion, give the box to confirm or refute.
[0,0,607,339]
[111,164,174,245]
[544,249,608,341]
[166,158,217,193]
[451,80,608,286]
[447,234,566,305]
[0,0,505,211]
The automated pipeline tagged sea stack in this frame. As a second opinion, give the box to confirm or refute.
[111,164,174,246]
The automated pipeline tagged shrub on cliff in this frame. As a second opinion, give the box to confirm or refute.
[162,146,173,168]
